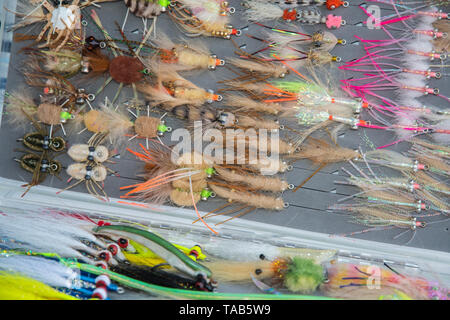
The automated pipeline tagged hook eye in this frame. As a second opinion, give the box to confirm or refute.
[219,59,225,66]
[81,20,88,26]
[236,29,242,37]
[283,202,290,208]
[288,184,295,190]
[339,39,347,45]
[87,93,96,101]
[433,88,440,95]
[228,7,235,14]
[99,42,106,49]
[341,20,347,26]
[217,95,223,102]
[116,287,125,294]
[343,1,349,7]
[210,192,216,198]
[287,165,293,171]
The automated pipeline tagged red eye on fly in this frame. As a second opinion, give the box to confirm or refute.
[108,243,119,256]
[98,250,111,262]
[117,238,128,248]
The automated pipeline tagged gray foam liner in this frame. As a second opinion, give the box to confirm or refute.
[0,0,449,254]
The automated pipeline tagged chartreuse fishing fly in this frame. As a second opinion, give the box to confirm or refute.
[123,239,205,267]
[0,272,78,300]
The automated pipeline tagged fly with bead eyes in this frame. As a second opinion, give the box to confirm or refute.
[14,109,66,197]
[59,134,119,202]
[67,132,117,164]
[14,149,64,197]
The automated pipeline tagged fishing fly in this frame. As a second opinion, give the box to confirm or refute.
[242,0,346,29]
[59,133,118,201]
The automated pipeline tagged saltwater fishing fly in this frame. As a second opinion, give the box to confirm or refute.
[242,0,346,29]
